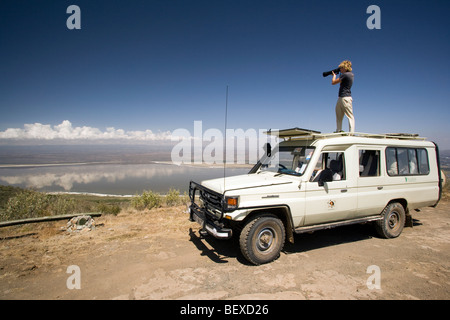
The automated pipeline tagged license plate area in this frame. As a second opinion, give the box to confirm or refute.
[192,210,205,227]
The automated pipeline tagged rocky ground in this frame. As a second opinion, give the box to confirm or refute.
[0,201,449,300]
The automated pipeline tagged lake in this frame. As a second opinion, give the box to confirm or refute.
[0,162,251,196]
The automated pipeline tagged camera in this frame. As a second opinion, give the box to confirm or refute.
[322,67,340,77]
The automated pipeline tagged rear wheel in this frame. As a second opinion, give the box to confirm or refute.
[239,214,285,265]
[375,202,405,238]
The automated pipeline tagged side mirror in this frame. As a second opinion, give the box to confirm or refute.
[264,143,272,157]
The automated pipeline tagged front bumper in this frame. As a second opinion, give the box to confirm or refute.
[188,203,232,239]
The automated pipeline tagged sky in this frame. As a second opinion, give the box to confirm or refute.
[1,0,449,148]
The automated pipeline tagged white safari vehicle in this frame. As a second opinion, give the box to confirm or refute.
[188,128,443,265]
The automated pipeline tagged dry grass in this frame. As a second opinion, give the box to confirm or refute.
[0,205,195,281]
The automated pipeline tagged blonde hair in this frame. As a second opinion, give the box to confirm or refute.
[339,60,352,72]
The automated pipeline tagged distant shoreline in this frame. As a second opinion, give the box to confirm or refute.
[152,161,253,169]
[47,191,134,198]
[0,161,114,168]
[0,161,254,169]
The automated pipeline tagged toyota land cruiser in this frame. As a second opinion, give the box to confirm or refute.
[188,128,442,265]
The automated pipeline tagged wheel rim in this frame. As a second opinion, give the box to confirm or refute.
[256,228,275,252]
[388,211,399,230]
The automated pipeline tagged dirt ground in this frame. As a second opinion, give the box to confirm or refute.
[1,201,449,300]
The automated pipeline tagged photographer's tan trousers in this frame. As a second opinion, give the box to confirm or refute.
[335,97,355,133]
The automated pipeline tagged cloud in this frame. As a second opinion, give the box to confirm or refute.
[0,120,173,142]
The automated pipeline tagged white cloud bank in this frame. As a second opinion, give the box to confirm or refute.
[0,120,173,142]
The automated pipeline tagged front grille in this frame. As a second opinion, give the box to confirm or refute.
[200,189,222,209]
[190,181,223,219]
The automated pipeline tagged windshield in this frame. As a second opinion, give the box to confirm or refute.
[258,145,315,176]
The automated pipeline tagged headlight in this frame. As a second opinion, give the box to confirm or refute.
[223,196,239,211]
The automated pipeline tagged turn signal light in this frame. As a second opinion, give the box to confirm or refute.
[224,196,239,210]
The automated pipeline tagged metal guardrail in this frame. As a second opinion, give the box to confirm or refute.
[0,212,102,228]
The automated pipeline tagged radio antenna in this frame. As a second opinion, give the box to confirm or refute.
[223,85,229,192]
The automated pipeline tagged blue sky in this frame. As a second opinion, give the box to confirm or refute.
[1,0,449,148]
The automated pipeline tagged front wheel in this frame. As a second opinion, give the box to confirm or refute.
[375,202,405,238]
[239,214,285,265]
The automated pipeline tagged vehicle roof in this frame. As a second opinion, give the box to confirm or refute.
[266,128,435,148]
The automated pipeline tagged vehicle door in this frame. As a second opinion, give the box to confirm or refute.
[304,150,357,225]
[356,147,387,216]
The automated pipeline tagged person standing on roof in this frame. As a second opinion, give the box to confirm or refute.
[332,60,354,133]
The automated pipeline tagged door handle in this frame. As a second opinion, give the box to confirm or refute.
[377,186,383,190]
[341,189,348,193]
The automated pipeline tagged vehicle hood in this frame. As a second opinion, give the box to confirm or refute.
[200,172,294,194]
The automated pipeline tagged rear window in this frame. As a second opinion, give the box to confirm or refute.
[386,147,429,176]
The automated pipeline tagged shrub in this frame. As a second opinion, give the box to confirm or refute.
[0,185,22,209]
[96,203,121,215]
[2,189,49,221]
[47,194,77,216]
[165,188,181,206]
[131,190,162,210]
[0,189,76,221]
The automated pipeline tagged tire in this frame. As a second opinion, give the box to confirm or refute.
[239,214,285,265]
[375,202,406,238]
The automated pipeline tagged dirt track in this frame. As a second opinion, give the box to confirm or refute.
[1,201,449,300]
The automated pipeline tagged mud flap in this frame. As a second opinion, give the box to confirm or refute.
[405,213,413,228]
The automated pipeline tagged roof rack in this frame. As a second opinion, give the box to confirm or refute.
[264,127,321,138]
[265,128,426,141]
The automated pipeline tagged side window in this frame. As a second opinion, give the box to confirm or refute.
[417,149,430,174]
[359,150,380,177]
[397,148,409,175]
[310,152,345,181]
[408,149,418,174]
[327,152,345,180]
[386,148,398,175]
[385,147,429,176]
